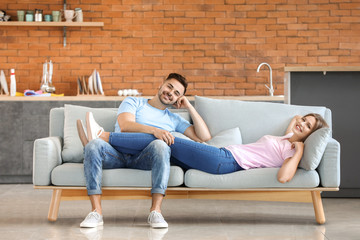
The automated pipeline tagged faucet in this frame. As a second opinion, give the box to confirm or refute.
[256,62,274,96]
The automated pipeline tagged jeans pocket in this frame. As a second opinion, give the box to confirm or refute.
[217,162,238,174]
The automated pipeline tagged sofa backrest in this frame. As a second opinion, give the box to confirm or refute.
[49,106,191,138]
[194,96,332,144]
[49,97,332,146]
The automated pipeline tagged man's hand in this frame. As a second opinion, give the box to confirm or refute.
[173,96,191,109]
[153,128,175,145]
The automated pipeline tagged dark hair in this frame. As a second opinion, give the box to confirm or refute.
[165,73,188,95]
[305,113,329,133]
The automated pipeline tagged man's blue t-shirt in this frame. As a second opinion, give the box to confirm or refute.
[114,97,191,134]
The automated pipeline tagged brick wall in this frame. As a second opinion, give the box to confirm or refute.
[0,0,359,96]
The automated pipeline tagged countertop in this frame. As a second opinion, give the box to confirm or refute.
[284,66,360,72]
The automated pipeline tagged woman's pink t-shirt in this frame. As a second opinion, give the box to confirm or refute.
[225,133,295,170]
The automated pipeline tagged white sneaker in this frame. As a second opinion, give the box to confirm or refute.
[148,211,168,228]
[86,112,104,141]
[80,210,104,228]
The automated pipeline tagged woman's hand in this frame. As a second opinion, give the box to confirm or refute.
[292,141,304,152]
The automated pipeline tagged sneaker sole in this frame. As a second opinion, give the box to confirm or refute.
[76,119,88,147]
[86,112,94,141]
[150,222,168,228]
[80,221,104,228]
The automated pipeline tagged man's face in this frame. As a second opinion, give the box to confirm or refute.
[157,79,185,106]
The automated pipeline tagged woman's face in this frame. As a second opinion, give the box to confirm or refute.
[292,115,317,142]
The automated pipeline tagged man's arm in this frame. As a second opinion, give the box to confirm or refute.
[175,96,212,142]
[117,113,175,145]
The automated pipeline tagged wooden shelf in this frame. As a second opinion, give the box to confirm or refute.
[0,21,104,27]
[0,21,104,46]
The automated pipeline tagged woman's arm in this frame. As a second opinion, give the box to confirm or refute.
[277,141,304,183]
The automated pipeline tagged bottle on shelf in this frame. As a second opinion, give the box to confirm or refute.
[10,69,16,97]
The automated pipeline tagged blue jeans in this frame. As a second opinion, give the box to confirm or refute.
[109,132,243,174]
[84,138,170,196]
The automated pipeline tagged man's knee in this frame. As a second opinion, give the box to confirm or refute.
[84,139,107,160]
[149,139,171,155]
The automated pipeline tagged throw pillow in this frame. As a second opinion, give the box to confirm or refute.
[172,127,242,148]
[299,127,331,170]
[205,127,242,148]
[62,104,117,163]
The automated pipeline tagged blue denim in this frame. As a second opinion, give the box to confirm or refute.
[84,138,170,196]
[109,132,243,174]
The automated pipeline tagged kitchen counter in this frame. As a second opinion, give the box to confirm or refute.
[284,66,360,72]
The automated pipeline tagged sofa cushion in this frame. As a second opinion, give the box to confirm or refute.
[62,104,118,163]
[172,127,242,148]
[51,163,184,187]
[195,96,328,144]
[185,168,320,188]
[299,128,331,170]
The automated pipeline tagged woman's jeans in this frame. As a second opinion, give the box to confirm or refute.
[84,138,170,196]
[108,132,243,175]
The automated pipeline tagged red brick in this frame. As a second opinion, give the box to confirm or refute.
[309,50,330,56]
[318,56,339,63]
[277,18,298,24]
[203,89,224,95]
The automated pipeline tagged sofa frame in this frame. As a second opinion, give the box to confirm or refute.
[35,186,338,224]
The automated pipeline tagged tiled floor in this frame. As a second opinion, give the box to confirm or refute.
[1,184,359,240]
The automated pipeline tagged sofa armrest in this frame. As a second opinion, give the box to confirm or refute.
[317,138,340,187]
[33,136,63,186]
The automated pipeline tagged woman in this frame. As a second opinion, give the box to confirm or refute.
[81,113,328,184]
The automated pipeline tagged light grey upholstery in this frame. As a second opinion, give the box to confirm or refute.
[33,136,62,186]
[51,163,184,187]
[317,138,341,187]
[33,97,340,189]
[185,168,319,188]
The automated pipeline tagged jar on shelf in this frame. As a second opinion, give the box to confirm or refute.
[35,9,43,22]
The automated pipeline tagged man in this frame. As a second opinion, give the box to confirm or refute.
[77,73,211,228]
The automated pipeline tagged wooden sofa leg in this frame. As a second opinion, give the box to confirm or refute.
[311,191,325,224]
[48,189,62,222]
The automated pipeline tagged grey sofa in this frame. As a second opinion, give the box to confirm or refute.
[33,96,340,224]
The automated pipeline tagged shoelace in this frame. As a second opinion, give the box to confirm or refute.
[86,211,100,221]
[148,211,164,223]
